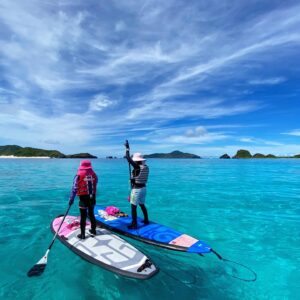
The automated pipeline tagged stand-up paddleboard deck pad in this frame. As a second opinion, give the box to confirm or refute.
[51,216,158,279]
[94,205,212,254]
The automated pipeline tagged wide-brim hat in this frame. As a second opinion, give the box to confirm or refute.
[132,152,146,161]
[78,160,92,170]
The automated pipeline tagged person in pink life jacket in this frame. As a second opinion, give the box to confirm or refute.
[124,140,149,229]
[69,160,98,239]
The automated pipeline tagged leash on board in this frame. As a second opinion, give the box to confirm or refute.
[210,249,257,282]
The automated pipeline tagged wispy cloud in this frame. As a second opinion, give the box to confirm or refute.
[0,109,92,149]
[126,98,259,120]
[239,137,283,146]
[166,126,229,144]
[248,77,286,85]
[0,1,300,155]
[131,125,232,147]
[282,129,300,137]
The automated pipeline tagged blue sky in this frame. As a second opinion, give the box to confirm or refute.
[0,0,300,157]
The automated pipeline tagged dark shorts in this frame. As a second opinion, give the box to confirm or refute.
[79,194,96,209]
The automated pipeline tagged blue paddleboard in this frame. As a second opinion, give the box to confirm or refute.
[94,205,212,254]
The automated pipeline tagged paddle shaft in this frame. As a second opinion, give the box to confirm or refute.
[125,140,133,189]
[27,204,72,277]
[48,204,72,250]
[128,161,133,188]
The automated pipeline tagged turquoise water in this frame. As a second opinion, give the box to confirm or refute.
[0,158,299,300]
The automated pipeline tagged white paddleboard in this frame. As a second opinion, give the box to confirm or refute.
[51,215,159,279]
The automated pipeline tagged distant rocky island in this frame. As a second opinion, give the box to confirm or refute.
[220,153,230,159]
[144,150,201,159]
[0,145,97,158]
[220,149,300,159]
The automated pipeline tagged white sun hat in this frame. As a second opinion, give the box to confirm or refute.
[132,152,146,161]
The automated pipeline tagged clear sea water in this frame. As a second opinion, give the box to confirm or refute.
[0,158,299,300]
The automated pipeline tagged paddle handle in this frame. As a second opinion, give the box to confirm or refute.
[48,204,72,250]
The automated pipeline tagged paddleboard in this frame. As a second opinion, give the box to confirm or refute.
[51,215,159,279]
[94,205,212,254]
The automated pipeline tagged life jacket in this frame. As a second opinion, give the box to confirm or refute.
[76,169,97,196]
[133,164,149,185]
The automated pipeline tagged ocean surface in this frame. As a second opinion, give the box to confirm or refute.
[0,158,299,300]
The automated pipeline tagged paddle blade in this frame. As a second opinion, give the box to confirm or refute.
[27,250,49,277]
[27,263,46,277]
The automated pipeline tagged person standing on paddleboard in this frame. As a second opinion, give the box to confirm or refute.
[125,140,149,229]
[69,160,98,239]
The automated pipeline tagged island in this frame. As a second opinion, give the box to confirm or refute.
[232,149,300,159]
[143,150,201,159]
[232,149,252,158]
[65,153,97,159]
[220,153,231,159]
[0,145,97,158]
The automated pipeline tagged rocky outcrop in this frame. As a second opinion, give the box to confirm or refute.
[220,153,230,159]
[65,153,97,159]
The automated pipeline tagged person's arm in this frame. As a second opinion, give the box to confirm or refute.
[126,149,139,169]
[69,175,78,205]
[124,140,139,169]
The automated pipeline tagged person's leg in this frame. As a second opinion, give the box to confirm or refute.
[139,204,149,224]
[128,204,137,229]
[88,205,97,234]
[128,189,138,229]
[138,188,149,225]
[78,208,87,239]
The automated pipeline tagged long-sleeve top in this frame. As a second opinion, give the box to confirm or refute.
[69,174,98,202]
[125,150,148,188]
[69,175,79,202]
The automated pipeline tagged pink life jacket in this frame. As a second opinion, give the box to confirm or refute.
[76,169,97,196]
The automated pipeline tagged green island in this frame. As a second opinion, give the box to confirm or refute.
[144,150,201,159]
[0,145,97,158]
[227,149,300,159]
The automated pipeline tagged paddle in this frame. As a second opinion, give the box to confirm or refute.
[125,140,132,201]
[27,204,72,277]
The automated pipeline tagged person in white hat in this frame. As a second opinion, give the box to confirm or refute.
[124,140,149,229]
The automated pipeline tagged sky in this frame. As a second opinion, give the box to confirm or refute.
[0,0,300,157]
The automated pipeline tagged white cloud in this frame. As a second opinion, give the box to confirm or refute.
[0,109,92,147]
[248,77,286,85]
[89,94,115,112]
[186,126,207,137]
[167,132,228,144]
[239,137,283,146]
[240,138,255,143]
[127,98,259,120]
[135,125,230,145]
[282,129,300,136]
